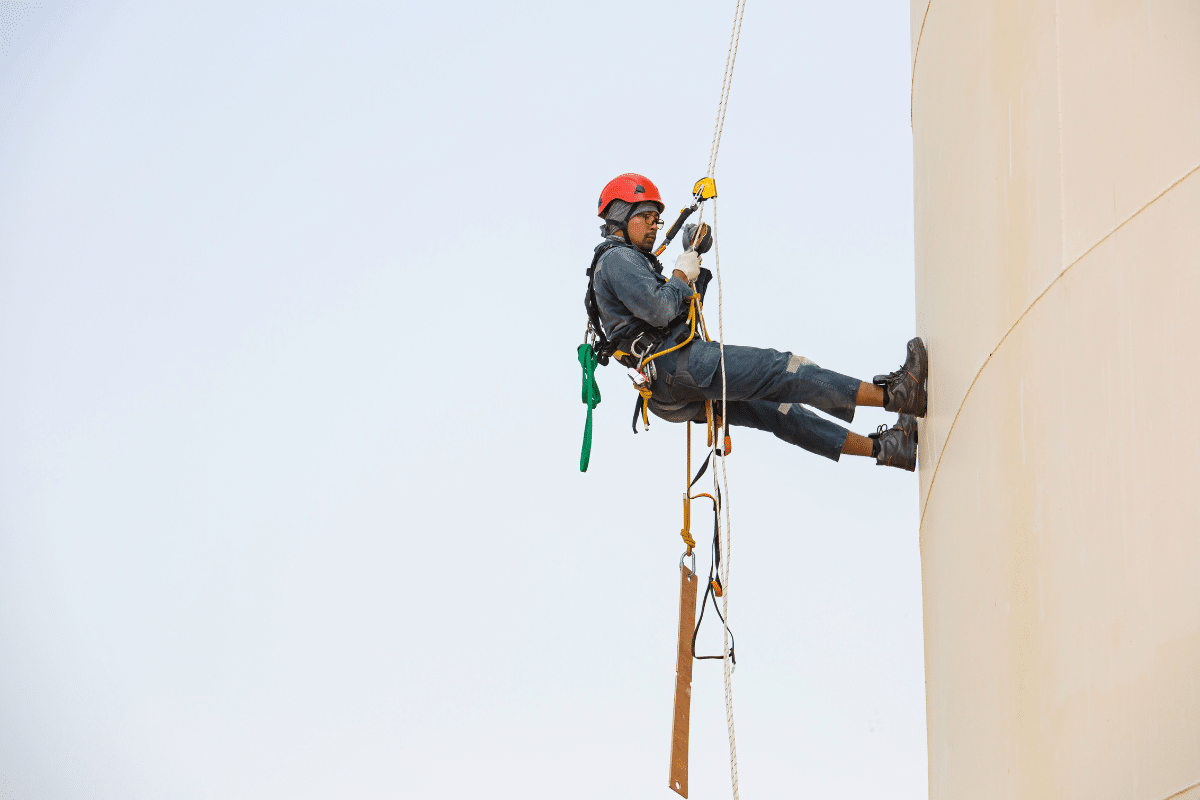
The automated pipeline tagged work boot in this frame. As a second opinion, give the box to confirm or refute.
[873,337,928,417]
[869,414,918,471]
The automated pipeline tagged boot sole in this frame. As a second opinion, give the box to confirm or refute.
[907,337,928,418]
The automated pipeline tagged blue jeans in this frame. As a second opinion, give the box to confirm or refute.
[647,340,860,461]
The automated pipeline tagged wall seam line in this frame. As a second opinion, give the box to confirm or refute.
[919,160,1200,528]
[1159,778,1200,800]
[910,0,932,126]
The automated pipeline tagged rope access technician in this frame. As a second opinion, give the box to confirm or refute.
[585,173,927,470]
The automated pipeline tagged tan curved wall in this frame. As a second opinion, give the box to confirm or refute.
[911,2,1200,799]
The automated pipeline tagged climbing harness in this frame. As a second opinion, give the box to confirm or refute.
[579,228,713,447]
[630,287,704,433]
[583,240,670,368]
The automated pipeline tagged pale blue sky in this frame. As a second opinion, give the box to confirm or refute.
[0,2,925,798]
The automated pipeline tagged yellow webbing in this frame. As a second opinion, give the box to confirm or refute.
[640,293,702,370]
[680,423,696,553]
[680,492,695,552]
[628,292,705,433]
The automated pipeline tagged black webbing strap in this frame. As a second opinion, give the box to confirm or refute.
[687,444,736,663]
[585,240,681,367]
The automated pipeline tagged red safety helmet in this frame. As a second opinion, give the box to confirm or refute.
[597,173,664,218]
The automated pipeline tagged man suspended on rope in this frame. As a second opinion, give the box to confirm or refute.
[585,173,926,470]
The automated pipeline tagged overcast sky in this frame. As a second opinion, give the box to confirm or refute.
[0,2,924,798]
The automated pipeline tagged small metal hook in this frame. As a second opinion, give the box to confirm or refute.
[680,550,696,580]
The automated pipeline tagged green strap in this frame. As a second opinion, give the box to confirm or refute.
[577,343,601,472]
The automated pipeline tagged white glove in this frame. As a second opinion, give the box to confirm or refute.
[674,251,702,282]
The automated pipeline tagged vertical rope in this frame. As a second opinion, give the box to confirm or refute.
[708,0,747,178]
[704,5,747,797]
[712,196,739,800]
[682,2,746,796]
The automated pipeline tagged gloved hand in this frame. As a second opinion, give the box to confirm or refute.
[674,251,702,282]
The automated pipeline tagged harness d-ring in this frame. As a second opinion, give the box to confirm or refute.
[680,550,696,579]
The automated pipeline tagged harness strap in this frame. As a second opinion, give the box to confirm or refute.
[585,240,685,365]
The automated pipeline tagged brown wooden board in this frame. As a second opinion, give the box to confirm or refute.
[668,561,699,797]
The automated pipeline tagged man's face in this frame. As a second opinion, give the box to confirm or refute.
[625,210,662,252]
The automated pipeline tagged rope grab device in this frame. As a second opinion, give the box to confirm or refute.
[576,2,747,798]
[654,177,719,258]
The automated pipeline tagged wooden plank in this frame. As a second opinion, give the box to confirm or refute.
[668,560,699,798]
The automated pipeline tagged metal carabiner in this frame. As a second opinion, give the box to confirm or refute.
[630,332,652,361]
[680,550,696,579]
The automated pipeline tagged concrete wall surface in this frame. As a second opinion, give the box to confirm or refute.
[911,2,1200,799]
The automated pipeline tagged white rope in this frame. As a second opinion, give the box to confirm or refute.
[692,0,746,231]
[713,197,739,800]
[707,0,747,178]
[667,1,745,794]
[702,3,747,798]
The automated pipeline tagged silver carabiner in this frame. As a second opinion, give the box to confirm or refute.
[630,332,655,361]
[680,550,696,579]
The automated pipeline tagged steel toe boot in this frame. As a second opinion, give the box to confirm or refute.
[873,337,928,417]
[869,414,918,471]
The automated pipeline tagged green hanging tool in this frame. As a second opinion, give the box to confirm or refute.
[577,343,602,472]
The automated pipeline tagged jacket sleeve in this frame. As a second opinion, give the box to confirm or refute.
[600,249,695,328]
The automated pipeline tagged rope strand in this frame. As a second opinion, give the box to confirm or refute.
[708,0,747,178]
[706,3,746,796]
[713,196,739,800]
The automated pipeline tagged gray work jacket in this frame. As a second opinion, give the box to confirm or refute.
[589,235,695,346]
